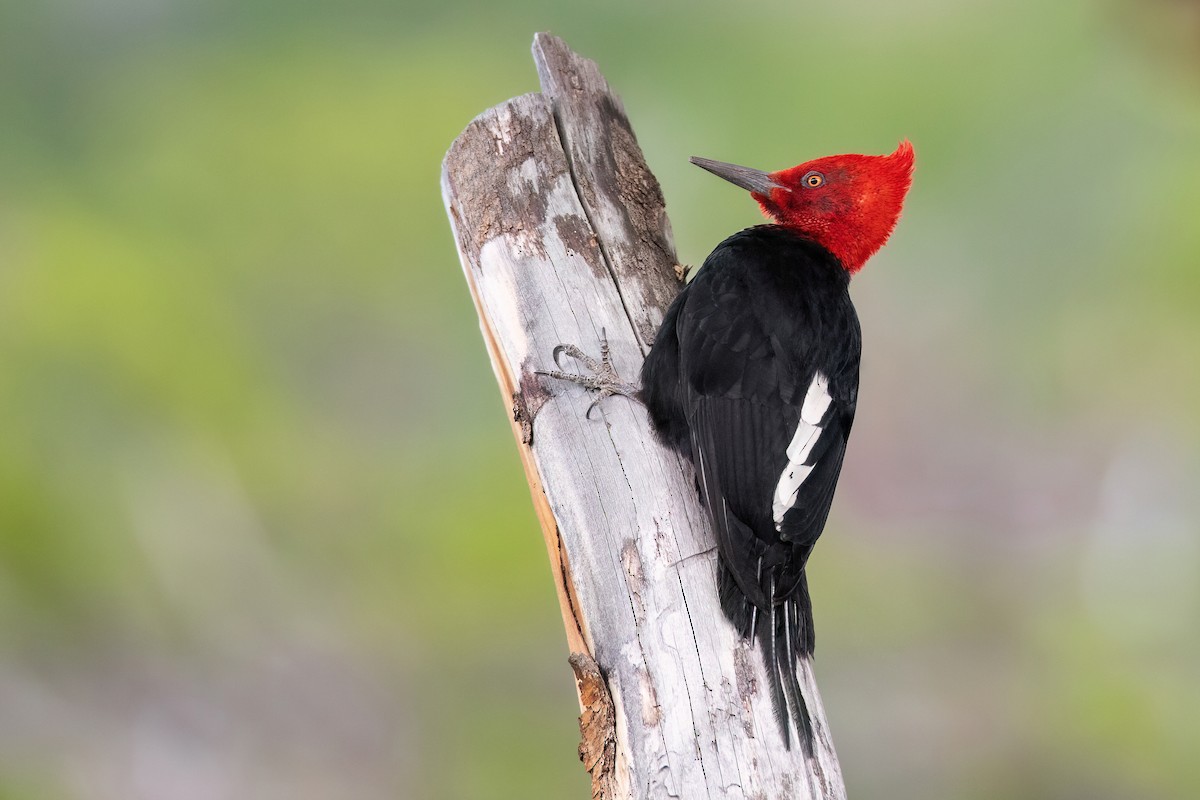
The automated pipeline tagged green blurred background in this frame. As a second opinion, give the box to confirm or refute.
[2,0,1199,798]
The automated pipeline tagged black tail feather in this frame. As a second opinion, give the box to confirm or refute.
[763,573,791,749]
[723,561,816,756]
[796,571,815,656]
[719,558,757,636]
[779,599,814,756]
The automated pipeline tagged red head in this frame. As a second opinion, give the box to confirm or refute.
[691,141,914,273]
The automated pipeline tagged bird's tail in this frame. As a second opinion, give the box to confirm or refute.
[720,562,815,755]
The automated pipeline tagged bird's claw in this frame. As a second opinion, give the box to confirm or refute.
[551,343,601,374]
[536,328,639,418]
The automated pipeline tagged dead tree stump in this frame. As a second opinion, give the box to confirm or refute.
[441,32,847,800]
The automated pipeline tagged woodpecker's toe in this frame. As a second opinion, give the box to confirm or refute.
[536,331,640,418]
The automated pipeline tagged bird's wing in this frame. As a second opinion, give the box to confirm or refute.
[677,262,855,606]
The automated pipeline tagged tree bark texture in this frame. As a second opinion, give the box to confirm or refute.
[441,32,847,800]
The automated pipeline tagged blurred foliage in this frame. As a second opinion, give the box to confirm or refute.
[1,0,1198,798]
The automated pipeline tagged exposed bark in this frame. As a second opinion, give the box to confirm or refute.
[571,651,619,800]
[441,33,847,800]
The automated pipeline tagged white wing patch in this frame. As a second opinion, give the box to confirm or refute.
[772,372,832,530]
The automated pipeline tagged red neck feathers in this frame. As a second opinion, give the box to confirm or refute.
[753,141,915,274]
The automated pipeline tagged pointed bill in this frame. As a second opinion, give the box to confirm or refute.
[689,156,790,194]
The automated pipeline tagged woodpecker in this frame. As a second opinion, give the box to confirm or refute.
[541,142,914,754]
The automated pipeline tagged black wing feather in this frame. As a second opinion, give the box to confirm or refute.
[641,226,861,752]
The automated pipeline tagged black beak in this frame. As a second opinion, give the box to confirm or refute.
[689,157,789,195]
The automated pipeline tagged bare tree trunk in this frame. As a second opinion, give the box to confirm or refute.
[441,33,847,800]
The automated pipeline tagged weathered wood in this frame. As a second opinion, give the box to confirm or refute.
[441,34,846,800]
[532,33,681,352]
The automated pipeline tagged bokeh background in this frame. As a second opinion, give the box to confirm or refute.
[3,0,1200,798]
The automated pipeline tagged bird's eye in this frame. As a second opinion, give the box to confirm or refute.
[803,171,825,188]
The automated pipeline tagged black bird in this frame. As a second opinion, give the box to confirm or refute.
[645,143,914,753]
[545,142,914,754]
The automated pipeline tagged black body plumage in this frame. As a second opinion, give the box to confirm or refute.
[641,225,861,754]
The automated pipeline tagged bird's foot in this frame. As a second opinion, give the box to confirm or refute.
[537,329,639,419]
[673,263,693,282]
